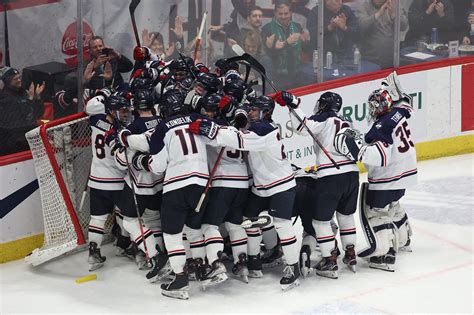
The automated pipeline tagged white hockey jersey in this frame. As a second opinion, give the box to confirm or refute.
[290,108,359,178]
[130,113,210,193]
[214,120,296,197]
[85,112,126,191]
[360,106,418,190]
[114,116,164,195]
[207,145,250,189]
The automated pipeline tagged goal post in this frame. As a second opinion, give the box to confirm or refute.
[25,112,93,265]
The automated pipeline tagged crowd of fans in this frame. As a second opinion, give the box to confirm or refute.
[0,0,471,157]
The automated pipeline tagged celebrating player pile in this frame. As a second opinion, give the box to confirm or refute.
[81,39,416,300]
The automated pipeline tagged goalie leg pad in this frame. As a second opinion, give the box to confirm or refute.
[391,201,412,251]
[357,184,396,258]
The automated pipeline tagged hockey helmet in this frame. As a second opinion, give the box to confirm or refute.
[133,89,155,111]
[314,91,343,114]
[106,94,133,125]
[159,89,188,118]
[367,89,392,122]
[201,94,220,114]
[223,78,247,102]
[130,77,154,93]
[251,95,275,120]
[196,72,220,95]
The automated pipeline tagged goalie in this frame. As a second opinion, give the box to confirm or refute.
[334,72,416,272]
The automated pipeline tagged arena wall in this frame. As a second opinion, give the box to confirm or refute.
[1,57,473,263]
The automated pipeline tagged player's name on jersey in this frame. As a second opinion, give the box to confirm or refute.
[165,116,192,129]
[96,120,112,131]
[145,119,159,129]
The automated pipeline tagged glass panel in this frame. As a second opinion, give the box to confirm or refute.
[1,1,79,156]
[321,0,383,82]
[400,0,460,66]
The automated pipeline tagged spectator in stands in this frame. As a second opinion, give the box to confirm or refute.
[261,0,309,89]
[0,67,45,155]
[208,0,256,56]
[242,29,272,85]
[407,0,455,44]
[141,16,185,60]
[307,0,359,62]
[235,6,264,47]
[85,36,133,90]
[357,0,409,69]
[462,1,474,45]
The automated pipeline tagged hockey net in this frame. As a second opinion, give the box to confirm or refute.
[25,113,112,266]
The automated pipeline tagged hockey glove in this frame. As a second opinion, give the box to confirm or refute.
[334,127,364,161]
[133,46,150,62]
[232,106,248,129]
[116,129,131,148]
[96,86,114,98]
[273,91,300,109]
[184,90,204,111]
[189,119,219,140]
[131,152,152,172]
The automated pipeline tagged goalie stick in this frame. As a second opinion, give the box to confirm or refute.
[231,44,340,170]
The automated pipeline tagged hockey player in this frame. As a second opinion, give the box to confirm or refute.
[277,91,359,279]
[334,78,416,272]
[85,90,130,271]
[189,95,301,291]
[119,89,210,300]
[199,94,251,286]
[113,89,165,272]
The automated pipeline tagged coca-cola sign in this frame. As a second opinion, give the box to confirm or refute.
[61,21,94,66]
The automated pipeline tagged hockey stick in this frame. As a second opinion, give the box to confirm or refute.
[231,44,340,170]
[193,11,208,63]
[195,147,225,212]
[194,87,252,212]
[129,0,141,46]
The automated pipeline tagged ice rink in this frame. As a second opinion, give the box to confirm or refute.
[1,154,473,314]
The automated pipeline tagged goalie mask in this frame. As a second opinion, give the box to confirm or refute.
[106,94,132,126]
[367,89,392,122]
[314,91,342,115]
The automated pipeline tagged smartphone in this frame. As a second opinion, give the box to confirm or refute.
[101,48,112,56]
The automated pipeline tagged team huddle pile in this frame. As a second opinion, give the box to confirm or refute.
[83,45,417,300]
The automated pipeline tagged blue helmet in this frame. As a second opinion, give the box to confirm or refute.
[314,91,342,114]
[159,89,187,118]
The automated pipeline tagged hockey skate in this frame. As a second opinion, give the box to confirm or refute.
[315,248,338,279]
[184,258,198,281]
[135,250,153,270]
[369,247,396,272]
[201,259,228,290]
[88,242,106,271]
[399,237,413,252]
[241,214,272,229]
[280,263,301,291]
[247,255,263,278]
[115,235,133,258]
[261,245,284,268]
[231,253,249,283]
[299,245,313,278]
[194,258,210,282]
[161,273,189,300]
[146,252,173,282]
[342,244,357,273]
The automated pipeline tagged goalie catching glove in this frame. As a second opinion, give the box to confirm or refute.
[272,91,300,109]
[189,118,220,140]
[334,127,364,161]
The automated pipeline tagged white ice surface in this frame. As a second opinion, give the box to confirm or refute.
[1,154,473,314]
